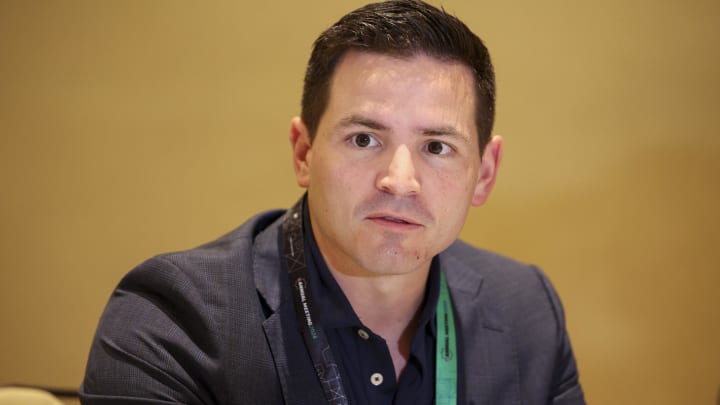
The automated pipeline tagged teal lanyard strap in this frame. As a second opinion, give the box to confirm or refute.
[435,270,457,405]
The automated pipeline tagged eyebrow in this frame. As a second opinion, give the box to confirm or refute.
[421,126,466,139]
[335,115,389,131]
[335,114,471,144]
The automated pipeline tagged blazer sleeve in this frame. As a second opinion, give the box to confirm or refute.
[534,267,586,405]
[80,256,222,405]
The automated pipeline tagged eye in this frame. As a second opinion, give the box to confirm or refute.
[350,133,380,148]
[426,140,452,155]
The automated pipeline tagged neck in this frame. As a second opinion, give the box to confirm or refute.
[327,263,431,378]
[330,268,429,326]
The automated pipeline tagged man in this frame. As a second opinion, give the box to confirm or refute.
[81,1,585,404]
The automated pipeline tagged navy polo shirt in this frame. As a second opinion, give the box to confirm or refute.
[303,208,441,405]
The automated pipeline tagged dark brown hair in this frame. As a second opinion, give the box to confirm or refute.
[301,0,495,151]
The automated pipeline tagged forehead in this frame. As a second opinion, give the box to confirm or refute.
[322,50,478,136]
[331,50,475,93]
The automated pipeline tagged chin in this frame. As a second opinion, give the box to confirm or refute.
[367,248,430,275]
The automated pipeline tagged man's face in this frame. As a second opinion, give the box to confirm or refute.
[291,50,502,278]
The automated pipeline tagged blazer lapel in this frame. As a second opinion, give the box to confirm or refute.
[441,250,521,405]
[253,212,328,405]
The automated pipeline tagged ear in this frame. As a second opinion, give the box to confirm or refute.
[471,135,503,206]
[289,116,313,188]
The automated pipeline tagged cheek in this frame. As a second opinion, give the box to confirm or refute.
[313,162,361,210]
[432,169,473,198]
[428,169,476,218]
[326,161,364,192]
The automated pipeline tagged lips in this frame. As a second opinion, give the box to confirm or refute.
[367,213,422,227]
[381,216,410,224]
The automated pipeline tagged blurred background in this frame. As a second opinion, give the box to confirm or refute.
[1,1,718,404]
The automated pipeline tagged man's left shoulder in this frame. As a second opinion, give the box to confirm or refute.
[441,239,545,284]
[439,240,564,319]
[441,243,585,403]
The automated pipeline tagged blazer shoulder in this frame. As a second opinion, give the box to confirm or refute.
[82,209,288,404]
[442,239,544,285]
[112,208,289,326]
[442,241,585,403]
[441,239,566,329]
[156,209,285,269]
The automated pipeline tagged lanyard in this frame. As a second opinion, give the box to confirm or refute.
[282,198,457,405]
[435,271,458,405]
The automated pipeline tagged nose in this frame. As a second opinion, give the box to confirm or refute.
[376,145,420,196]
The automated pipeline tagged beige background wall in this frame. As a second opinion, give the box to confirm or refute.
[1,1,718,404]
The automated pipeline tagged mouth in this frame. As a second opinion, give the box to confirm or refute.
[380,216,412,224]
[367,214,422,227]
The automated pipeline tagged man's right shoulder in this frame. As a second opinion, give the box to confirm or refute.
[112,208,287,308]
[142,209,286,273]
[81,209,289,404]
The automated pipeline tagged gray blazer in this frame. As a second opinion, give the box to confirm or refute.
[81,209,585,404]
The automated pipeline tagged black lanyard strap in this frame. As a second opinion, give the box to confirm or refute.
[283,199,349,405]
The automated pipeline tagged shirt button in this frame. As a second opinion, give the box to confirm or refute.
[370,372,384,386]
[357,328,370,340]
